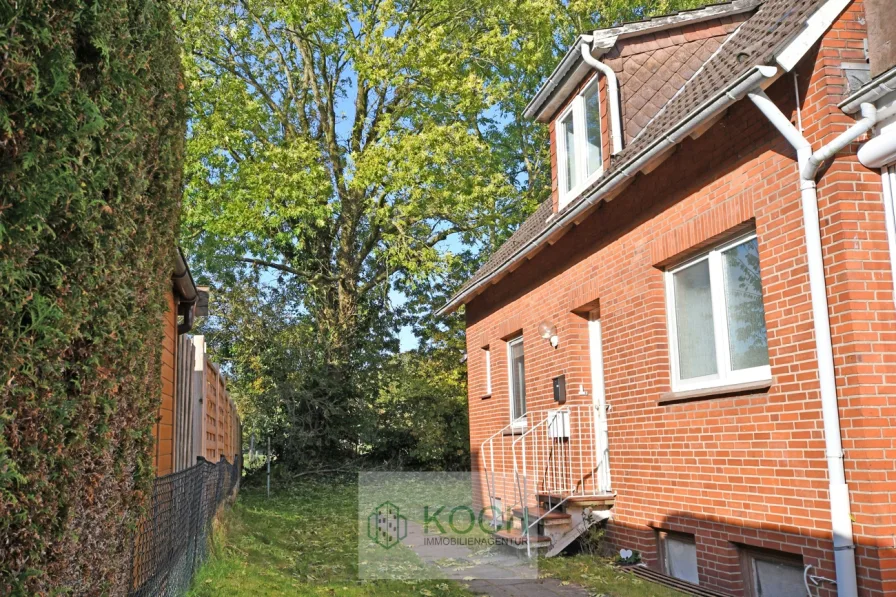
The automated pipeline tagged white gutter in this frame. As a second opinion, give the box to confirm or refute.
[746,90,896,597]
[580,37,623,155]
[436,65,778,316]
[858,112,896,168]
[840,65,896,114]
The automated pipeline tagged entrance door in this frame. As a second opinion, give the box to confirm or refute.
[588,312,611,492]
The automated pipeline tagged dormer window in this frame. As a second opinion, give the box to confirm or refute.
[557,78,603,209]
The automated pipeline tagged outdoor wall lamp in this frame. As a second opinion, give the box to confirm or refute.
[538,321,559,349]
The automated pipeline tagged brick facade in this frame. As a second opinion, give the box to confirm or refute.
[465,3,896,595]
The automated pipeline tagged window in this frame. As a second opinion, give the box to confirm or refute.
[557,78,604,208]
[483,346,492,396]
[658,531,699,585]
[740,548,805,597]
[508,337,526,425]
[665,233,770,391]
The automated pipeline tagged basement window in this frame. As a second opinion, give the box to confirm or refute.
[665,232,771,392]
[508,336,526,426]
[740,547,805,597]
[557,77,603,209]
[658,531,699,585]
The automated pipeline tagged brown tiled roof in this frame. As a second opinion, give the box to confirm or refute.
[606,15,747,142]
[448,0,829,309]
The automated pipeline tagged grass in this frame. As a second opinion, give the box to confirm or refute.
[188,476,688,597]
[540,554,688,597]
[187,476,472,597]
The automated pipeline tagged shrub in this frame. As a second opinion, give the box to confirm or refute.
[0,0,184,593]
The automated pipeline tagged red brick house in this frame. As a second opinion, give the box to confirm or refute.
[439,1,896,595]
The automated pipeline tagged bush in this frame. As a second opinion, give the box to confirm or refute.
[0,0,185,593]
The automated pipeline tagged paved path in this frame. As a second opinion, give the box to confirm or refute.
[400,521,594,597]
[465,578,595,597]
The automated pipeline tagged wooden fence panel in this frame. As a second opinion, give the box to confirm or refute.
[173,336,195,472]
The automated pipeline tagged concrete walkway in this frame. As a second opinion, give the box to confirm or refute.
[400,521,595,597]
[465,578,595,597]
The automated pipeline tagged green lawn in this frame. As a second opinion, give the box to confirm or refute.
[188,477,687,597]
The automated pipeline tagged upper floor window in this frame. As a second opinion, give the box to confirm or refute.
[508,336,526,425]
[665,233,770,392]
[557,78,603,209]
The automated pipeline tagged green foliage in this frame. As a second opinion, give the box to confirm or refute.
[367,350,470,471]
[197,280,400,467]
[0,0,185,592]
[181,0,710,472]
[188,478,475,596]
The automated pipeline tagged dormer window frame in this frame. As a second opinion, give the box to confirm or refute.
[557,76,605,210]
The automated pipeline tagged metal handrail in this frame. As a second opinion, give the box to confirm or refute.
[510,405,604,556]
[480,422,516,528]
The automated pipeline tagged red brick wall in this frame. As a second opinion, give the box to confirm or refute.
[467,3,896,595]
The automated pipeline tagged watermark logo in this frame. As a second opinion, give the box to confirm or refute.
[358,472,539,580]
[367,501,407,549]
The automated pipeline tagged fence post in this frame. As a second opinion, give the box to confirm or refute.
[266,437,271,499]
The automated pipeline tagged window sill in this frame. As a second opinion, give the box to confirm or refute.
[659,377,774,405]
[503,428,526,436]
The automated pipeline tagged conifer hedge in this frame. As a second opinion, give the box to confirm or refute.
[0,0,185,593]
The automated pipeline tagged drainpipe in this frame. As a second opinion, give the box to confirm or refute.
[581,37,623,155]
[745,90,896,597]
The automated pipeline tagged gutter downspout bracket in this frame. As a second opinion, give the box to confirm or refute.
[581,38,624,155]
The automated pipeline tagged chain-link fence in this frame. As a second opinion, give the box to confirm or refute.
[129,456,240,597]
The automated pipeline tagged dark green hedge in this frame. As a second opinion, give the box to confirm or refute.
[0,0,185,593]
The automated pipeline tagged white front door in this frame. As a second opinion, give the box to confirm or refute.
[588,312,611,492]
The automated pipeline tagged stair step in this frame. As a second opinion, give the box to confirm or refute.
[511,506,571,521]
[536,492,616,507]
[494,529,551,546]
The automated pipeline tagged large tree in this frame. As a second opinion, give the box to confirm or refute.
[180,0,707,462]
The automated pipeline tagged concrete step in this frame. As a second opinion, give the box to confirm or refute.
[511,506,572,522]
[494,528,551,548]
[536,492,615,508]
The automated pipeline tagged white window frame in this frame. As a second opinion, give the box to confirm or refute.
[483,346,492,395]
[665,232,771,392]
[507,336,526,428]
[881,165,896,309]
[557,77,604,210]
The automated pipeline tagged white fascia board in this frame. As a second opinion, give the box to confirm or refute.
[775,0,853,72]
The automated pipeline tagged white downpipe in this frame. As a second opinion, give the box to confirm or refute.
[857,104,896,169]
[746,90,887,597]
[581,37,623,155]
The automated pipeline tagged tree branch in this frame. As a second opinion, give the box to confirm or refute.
[236,257,303,276]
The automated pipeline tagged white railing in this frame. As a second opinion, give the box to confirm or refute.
[480,405,605,547]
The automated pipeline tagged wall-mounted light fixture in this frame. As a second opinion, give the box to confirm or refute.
[538,321,559,349]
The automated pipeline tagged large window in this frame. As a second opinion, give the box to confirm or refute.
[508,337,526,425]
[557,78,603,208]
[665,233,770,391]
